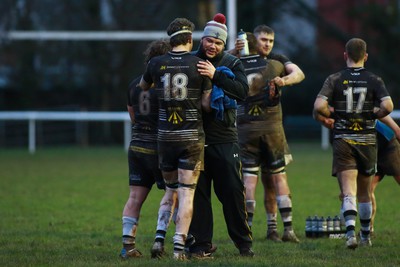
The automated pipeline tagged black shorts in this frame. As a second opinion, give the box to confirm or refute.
[158,141,205,172]
[377,138,400,179]
[332,138,377,177]
[128,141,164,189]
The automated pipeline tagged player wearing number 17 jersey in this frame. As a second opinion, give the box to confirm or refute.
[314,38,393,249]
[140,18,212,260]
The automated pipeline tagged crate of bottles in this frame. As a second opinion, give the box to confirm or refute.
[305,215,346,238]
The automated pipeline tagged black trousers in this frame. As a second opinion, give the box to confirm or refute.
[189,142,253,252]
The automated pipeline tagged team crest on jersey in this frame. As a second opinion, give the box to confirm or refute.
[343,80,349,85]
[160,66,166,70]
[248,105,263,116]
[350,122,363,131]
[168,110,183,124]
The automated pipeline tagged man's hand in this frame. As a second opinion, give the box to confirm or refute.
[197,60,216,79]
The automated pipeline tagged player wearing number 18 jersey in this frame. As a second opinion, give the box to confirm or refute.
[314,38,393,249]
[140,18,212,260]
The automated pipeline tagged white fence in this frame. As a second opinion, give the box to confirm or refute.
[1,110,399,153]
[0,111,131,153]
[321,110,400,149]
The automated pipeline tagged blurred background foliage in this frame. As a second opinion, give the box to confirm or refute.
[0,0,399,145]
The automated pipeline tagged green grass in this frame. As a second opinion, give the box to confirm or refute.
[1,143,399,266]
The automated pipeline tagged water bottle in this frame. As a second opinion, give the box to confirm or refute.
[305,216,312,238]
[326,216,334,233]
[237,29,249,56]
[317,216,325,238]
[311,215,318,238]
[333,215,341,232]
[321,216,327,237]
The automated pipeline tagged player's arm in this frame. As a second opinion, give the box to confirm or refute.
[201,76,213,113]
[139,75,151,91]
[202,89,212,113]
[226,38,245,57]
[272,62,305,87]
[313,96,334,129]
[374,97,394,119]
[127,105,135,124]
[379,114,400,141]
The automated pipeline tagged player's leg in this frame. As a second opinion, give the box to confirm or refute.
[338,169,358,249]
[120,145,155,259]
[260,170,280,241]
[269,169,299,243]
[357,172,373,246]
[242,167,259,228]
[151,176,178,259]
[121,185,150,258]
[173,164,201,259]
[370,174,381,234]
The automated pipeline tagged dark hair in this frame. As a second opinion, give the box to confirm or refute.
[167,18,195,47]
[143,39,171,64]
[246,32,258,54]
[345,38,367,63]
[253,24,274,36]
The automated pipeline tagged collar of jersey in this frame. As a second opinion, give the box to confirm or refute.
[169,51,191,56]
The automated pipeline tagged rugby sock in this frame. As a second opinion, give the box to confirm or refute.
[342,195,357,238]
[173,232,186,252]
[267,213,278,232]
[154,210,172,243]
[358,202,372,239]
[122,216,138,248]
[246,200,256,227]
[154,188,177,243]
[277,195,293,231]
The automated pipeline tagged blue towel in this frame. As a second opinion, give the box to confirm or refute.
[211,66,238,120]
[376,120,394,141]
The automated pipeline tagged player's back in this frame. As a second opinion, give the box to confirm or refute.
[145,51,211,142]
[128,76,158,143]
[326,67,388,142]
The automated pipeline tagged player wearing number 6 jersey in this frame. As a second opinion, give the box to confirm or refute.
[313,38,393,249]
[140,17,212,260]
[120,39,171,259]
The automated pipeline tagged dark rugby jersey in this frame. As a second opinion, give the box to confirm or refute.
[318,67,391,143]
[127,76,158,142]
[142,51,212,142]
[267,52,291,66]
[237,55,285,126]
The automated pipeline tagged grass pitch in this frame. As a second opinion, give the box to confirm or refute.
[0,143,399,266]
